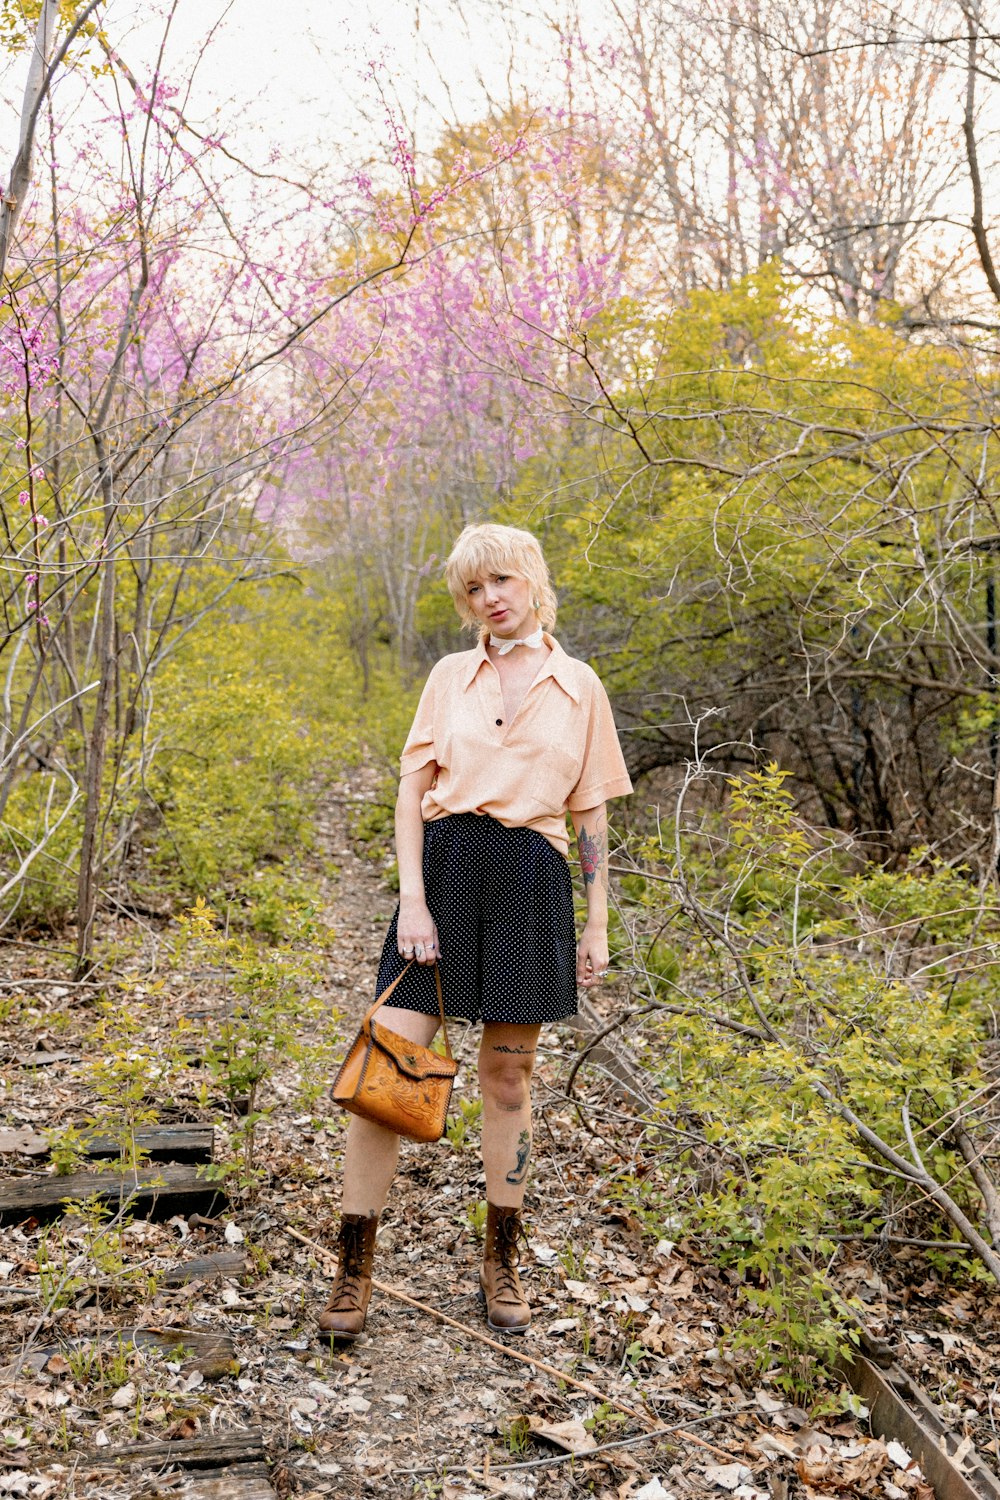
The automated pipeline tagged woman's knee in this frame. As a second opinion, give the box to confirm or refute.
[478,1027,539,1107]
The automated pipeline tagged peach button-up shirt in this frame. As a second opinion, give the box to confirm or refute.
[399,634,633,857]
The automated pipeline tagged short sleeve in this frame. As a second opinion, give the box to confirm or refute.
[566,677,633,810]
[399,667,440,775]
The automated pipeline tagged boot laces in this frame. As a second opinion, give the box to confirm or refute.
[493,1212,525,1302]
[329,1220,367,1311]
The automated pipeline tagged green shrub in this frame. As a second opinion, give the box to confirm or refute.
[613,764,993,1393]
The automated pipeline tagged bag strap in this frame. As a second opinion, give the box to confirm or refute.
[362,961,452,1060]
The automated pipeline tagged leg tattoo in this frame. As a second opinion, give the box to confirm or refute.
[505,1129,531,1185]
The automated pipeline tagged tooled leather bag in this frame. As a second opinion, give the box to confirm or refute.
[331,962,457,1142]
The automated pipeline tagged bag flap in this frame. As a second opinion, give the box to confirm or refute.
[370,1021,458,1082]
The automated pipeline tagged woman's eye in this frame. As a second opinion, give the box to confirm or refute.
[495,575,508,583]
[468,585,480,595]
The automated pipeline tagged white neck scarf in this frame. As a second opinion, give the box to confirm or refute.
[489,626,544,655]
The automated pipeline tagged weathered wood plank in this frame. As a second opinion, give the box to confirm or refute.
[0,1163,226,1226]
[14,1050,79,1067]
[0,1253,243,1308]
[161,1250,246,1286]
[0,1124,214,1163]
[843,1355,1000,1500]
[105,1431,266,1468]
[124,1326,239,1379]
[23,1328,239,1380]
[168,1465,277,1499]
[0,1127,47,1154]
[82,1124,215,1164]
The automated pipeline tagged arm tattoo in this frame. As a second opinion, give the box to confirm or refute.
[505,1130,531,1185]
[491,1044,534,1055]
[578,822,607,887]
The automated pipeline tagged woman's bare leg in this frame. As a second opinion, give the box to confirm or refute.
[478,1023,541,1206]
[340,1005,439,1214]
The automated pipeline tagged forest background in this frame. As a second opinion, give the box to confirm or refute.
[5,0,1000,1385]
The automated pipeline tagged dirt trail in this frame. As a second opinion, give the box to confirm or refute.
[1,772,969,1499]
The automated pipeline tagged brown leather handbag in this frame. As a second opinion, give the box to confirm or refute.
[331,962,457,1142]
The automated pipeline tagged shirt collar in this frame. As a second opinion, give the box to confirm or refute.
[459,632,580,703]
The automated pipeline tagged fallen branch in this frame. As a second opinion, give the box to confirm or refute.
[393,1400,759,1479]
[284,1223,741,1463]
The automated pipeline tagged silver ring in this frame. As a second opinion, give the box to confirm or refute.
[402,947,414,956]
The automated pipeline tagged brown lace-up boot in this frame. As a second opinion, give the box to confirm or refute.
[479,1202,530,1333]
[318,1213,379,1339]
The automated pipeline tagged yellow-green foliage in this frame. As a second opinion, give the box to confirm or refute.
[616,765,991,1392]
[497,268,997,785]
[1,562,419,929]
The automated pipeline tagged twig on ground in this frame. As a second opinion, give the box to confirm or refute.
[392,1399,759,1478]
[284,1222,742,1462]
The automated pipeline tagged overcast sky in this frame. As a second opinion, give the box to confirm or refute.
[93,0,557,167]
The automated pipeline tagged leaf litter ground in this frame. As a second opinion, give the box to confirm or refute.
[0,776,985,1499]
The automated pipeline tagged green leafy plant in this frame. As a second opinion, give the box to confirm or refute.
[584,1403,629,1441]
[605,763,998,1394]
[178,898,336,1195]
[446,1097,482,1150]
[464,1194,488,1242]
[500,1416,532,1457]
[466,1200,487,1241]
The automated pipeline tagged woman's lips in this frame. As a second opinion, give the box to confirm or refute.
[490,610,508,621]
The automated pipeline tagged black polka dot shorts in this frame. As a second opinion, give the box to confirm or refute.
[374,813,578,1025]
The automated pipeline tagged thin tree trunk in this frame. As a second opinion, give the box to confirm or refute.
[0,0,103,285]
[74,443,118,974]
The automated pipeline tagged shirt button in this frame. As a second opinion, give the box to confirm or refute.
[496,718,503,726]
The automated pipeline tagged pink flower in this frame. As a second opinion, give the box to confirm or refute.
[18,490,29,504]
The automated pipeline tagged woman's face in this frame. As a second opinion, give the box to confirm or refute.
[464,568,537,639]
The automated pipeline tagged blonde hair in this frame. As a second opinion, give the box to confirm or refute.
[445,523,557,635]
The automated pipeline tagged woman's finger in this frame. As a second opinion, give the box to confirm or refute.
[577,939,609,985]
[399,927,440,963]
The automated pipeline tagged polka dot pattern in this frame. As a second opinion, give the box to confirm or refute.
[374,813,578,1025]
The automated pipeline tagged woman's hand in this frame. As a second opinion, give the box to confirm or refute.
[397,898,439,965]
[394,765,439,966]
[577,920,609,987]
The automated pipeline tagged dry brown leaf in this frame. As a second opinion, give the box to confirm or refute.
[166,1415,200,1440]
[526,1415,598,1454]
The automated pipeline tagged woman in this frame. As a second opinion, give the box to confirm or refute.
[319,522,632,1339]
